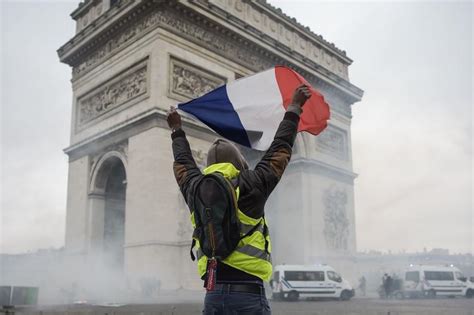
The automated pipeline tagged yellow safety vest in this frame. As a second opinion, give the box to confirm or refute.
[190,162,273,281]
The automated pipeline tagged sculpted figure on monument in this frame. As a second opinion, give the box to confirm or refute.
[171,62,225,99]
[78,65,147,125]
[323,187,350,250]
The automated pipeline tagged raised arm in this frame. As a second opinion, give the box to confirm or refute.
[237,85,311,216]
[168,107,203,208]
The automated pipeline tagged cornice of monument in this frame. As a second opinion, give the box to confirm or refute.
[70,0,99,19]
[240,0,352,62]
[180,0,362,104]
[64,0,351,63]
[57,0,363,103]
[57,0,142,65]
[64,107,217,160]
[182,0,363,102]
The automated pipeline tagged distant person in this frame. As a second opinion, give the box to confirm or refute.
[392,273,401,292]
[385,275,393,298]
[168,85,312,314]
[359,276,367,296]
[382,273,389,298]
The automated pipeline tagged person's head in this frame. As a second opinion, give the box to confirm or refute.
[207,139,249,171]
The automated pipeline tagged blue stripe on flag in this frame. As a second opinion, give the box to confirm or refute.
[178,85,251,147]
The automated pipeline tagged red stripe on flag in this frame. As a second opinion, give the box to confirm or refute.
[274,66,330,135]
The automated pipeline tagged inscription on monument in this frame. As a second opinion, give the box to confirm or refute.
[76,59,148,129]
[169,58,226,101]
[323,187,349,251]
[315,125,348,160]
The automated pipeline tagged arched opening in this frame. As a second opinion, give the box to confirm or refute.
[103,161,126,269]
[89,153,127,271]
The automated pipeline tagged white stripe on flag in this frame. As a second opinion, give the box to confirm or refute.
[226,69,285,150]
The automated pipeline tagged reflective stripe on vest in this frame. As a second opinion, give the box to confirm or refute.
[240,220,264,235]
[235,244,271,262]
[196,238,271,262]
[190,162,273,281]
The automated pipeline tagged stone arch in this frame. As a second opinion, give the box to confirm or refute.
[88,151,127,271]
[90,151,128,195]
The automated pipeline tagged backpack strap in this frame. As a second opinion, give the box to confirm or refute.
[190,229,200,261]
[190,238,196,261]
[230,177,239,189]
[262,215,269,254]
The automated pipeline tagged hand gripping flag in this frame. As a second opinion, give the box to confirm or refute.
[177,66,330,151]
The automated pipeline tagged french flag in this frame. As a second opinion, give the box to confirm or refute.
[177,66,330,151]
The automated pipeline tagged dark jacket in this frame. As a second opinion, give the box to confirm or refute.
[171,111,300,282]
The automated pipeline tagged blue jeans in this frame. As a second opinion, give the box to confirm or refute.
[203,289,271,314]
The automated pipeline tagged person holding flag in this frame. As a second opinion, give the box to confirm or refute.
[168,68,326,314]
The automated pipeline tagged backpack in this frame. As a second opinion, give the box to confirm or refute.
[191,173,241,262]
[190,172,265,290]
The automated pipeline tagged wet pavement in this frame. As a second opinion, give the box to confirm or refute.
[8,296,474,315]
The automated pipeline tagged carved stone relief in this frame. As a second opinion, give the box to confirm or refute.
[169,58,226,101]
[76,59,148,128]
[323,187,349,251]
[315,125,348,160]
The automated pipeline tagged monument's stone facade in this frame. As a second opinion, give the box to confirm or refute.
[58,0,363,290]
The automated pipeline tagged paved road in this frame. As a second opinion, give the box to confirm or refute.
[271,297,473,315]
[10,297,474,315]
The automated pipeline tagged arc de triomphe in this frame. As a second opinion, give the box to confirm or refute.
[58,0,363,289]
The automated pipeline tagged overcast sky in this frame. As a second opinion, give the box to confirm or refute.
[1,0,472,254]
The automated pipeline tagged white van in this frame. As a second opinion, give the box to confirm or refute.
[403,265,474,298]
[270,264,354,301]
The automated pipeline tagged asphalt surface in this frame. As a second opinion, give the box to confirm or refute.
[9,297,474,315]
